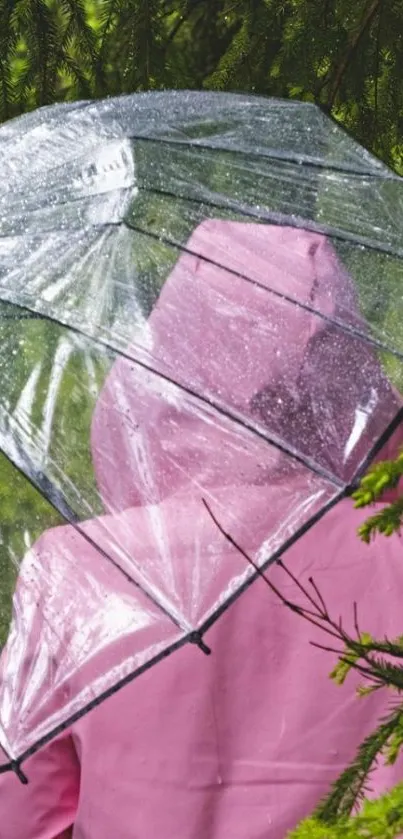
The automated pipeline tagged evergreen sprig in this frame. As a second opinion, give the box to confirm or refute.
[286,440,403,834]
[288,781,403,838]
[352,451,403,542]
[206,432,403,834]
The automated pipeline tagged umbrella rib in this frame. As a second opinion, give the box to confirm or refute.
[0,486,345,779]
[122,133,399,180]
[0,91,394,180]
[0,294,343,488]
[0,217,400,488]
[1,181,402,259]
[199,488,346,636]
[4,397,401,775]
[0,312,46,320]
[350,405,403,485]
[199,407,403,637]
[3,193,401,261]
[125,213,403,363]
[135,184,403,262]
[0,127,393,208]
[0,740,28,784]
[0,631,191,780]
[0,444,189,637]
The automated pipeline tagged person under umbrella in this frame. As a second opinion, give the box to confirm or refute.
[0,220,403,839]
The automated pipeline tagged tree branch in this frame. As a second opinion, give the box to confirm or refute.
[373,1,383,138]
[166,0,206,45]
[203,498,403,692]
[326,0,382,111]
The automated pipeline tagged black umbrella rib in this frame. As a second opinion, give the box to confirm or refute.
[199,487,346,636]
[126,210,403,364]
[0,630,191,781]
[2,196,403,263]
[0,485,346,782]
[4,404,402,779]
[0,215,401,488]
[126,133,399,180]
[0,129,393,202]
[136,184,403,261]
[199,405,403,636]
[0,293,343,488]
[0,311,47,321]
[351,405,403,486]
[0,739,28,784]
[0,179,402,259]
[0,443,188,637]
[0,89,394,180]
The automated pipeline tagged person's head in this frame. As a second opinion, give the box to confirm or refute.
[91,220,401,513]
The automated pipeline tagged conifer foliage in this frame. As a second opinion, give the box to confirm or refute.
[0,1,402,170]
[285,454,403,837]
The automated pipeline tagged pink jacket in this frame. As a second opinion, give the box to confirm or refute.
[1,221,403,838]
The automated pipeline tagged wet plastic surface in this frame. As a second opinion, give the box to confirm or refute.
[0,92,402,768]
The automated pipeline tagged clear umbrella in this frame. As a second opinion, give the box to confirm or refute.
[0,91,402,784]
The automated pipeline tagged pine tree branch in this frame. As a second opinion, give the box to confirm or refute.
[166,0,205,46]
[373,0,383,140]
[97,0,120,62]
[0,0,17,119]
[315,706,403,821]
[290,781,403,837]
[0,61,11,120]
[204,496,403,689]
[326,0,382,111]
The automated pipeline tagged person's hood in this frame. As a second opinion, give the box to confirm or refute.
[91,220,401,514]
[2,220,403,773]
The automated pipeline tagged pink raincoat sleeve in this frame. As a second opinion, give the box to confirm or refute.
[0,553,79,839]
[0,739,78,839]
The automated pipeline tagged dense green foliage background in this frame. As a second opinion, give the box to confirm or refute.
[0,0,402,171]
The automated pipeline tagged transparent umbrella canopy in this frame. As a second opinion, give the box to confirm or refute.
[0,91,402,783]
